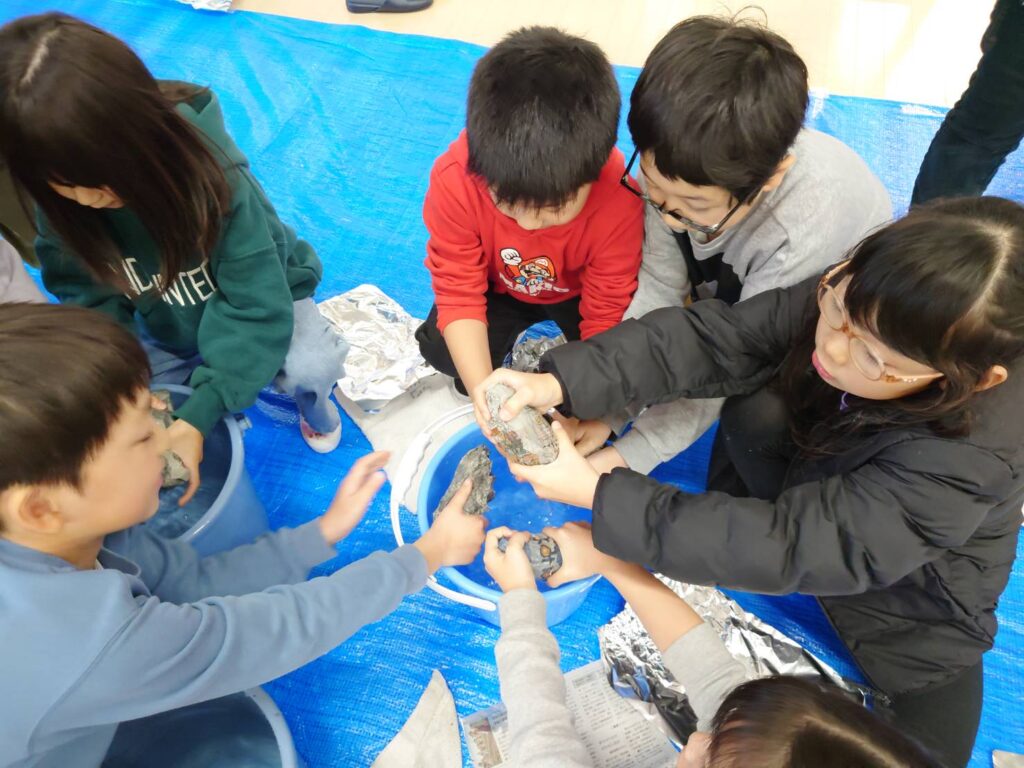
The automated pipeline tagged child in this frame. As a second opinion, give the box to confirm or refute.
[485,524,939,768]
[414,26,644,399]
[0,13,348,509]
[477,197,1024,767]
[0,302,488,768]
[580,16,893,475]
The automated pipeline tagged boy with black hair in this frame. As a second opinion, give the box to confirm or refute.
[0,303,487,768]
[583,16,893,475]
[415,26,643,398]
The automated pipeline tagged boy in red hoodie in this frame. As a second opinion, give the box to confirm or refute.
[415,27,643,397]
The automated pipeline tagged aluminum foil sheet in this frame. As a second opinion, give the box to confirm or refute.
[508,332,566,372]
[319,285,434,412]
[176,0,233,11]
[599,576,881,746]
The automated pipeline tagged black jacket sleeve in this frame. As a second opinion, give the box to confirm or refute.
[539,278,815,420]
[592,436,1013,596]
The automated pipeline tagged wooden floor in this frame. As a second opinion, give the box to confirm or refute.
[233,0,993,107]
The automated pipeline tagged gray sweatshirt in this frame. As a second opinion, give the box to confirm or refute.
[0,521,427,768]
[496,590,748,767]
[613,129,892,472]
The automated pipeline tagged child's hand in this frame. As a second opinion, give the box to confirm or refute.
[414,480,488,574]
[566,417,613,457]
[483,527,538,592]
[587,445,628,475]
[508,421,600,509]
[544,521,621,588]
[166,419,204,506]
[318,451,390,545]
[471,368,564,434]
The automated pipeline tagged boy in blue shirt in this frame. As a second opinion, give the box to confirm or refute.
[0,302,486,768]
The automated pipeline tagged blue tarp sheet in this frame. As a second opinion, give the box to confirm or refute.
[3,1,1022,765]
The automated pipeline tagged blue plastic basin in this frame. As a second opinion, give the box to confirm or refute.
[416,422,599,627]
[103,687,304,768]
[146,384,268,556]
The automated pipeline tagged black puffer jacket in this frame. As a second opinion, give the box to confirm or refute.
[541,277,1023,696]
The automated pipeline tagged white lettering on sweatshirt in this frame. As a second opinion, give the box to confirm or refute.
[121,258,218,307]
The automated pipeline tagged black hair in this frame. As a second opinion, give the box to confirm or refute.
[782,196,1024,455]
[0,13,231,293]
[0,303,150,493]
[466,26,620,209]
[628,15,808,201]
[707,676,939,768]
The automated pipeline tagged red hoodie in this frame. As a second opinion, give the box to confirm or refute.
[423,132,643,339]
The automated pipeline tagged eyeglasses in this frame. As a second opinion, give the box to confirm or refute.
[619,148,755,236]
[817,262,945,384]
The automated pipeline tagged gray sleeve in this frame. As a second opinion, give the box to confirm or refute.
[0,239,46,303]
[496,590,593,768]
[625,197,690,321]
[601,201,689,434]
[613,397,724,474]
[660,623,750,732]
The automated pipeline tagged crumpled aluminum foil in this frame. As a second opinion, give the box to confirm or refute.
[599,576,882,746]
[507,332,566,372]
[176,0,233,10]
[319,285,434,412]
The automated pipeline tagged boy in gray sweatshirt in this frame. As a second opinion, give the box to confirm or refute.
[578,17,892,475]
[0,303,487,768]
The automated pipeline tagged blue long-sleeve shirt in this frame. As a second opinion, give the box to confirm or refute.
[0,522,427,768]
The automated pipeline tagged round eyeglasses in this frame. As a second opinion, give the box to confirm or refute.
[817,263,944,384]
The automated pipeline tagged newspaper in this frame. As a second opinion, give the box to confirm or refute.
[463,661,678,768]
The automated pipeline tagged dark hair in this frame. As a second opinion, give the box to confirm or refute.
[628,15,808,202]
[708,677,939,768]
[782,196,1024,455]
[0,303,150,494]
[0,13,231,292]
[466,26,620,209]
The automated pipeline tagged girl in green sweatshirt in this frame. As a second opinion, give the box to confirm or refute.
[0,12,349,502]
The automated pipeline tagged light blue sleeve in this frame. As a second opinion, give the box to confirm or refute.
[105,521,339,602]
[42,545,427,730]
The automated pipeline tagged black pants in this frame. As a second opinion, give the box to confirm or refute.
[885,661,984,768]
[415,290,581,391]
[709,387,984,766]
[912,0,1024,204]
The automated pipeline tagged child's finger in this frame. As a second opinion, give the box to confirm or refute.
[545,571,569,588]
[487,526,516,547]
[343,451,390,492]
[178,468,200,507]
[508,530,531,549]
[544,573,569,589]
[446,478,473,511]
[498,385,532,422]
[351,470,386,508]
[542,524,573,550]
[550,420,577,453]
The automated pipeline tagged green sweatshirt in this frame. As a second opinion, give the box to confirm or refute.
[37,88,322,435]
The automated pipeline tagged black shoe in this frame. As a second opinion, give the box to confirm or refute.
[346,0,432,12]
